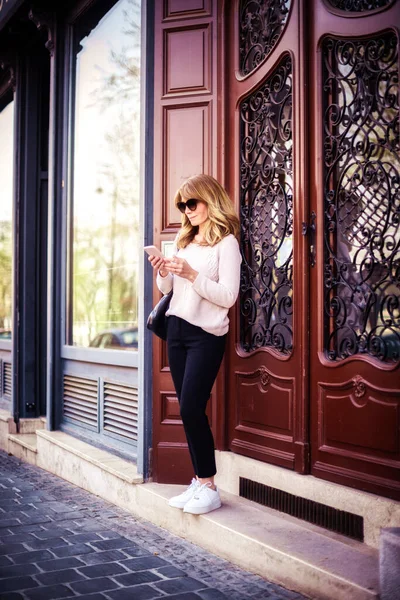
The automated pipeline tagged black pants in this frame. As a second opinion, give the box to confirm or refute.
[167,316,227,478]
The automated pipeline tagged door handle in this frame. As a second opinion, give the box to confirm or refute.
[302,211,316,267]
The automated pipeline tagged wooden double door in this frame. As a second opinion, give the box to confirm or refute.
[152,0,400,500]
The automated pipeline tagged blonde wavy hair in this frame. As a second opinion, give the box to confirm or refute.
[174,174,240,249]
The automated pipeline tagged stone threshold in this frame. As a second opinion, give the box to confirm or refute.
[1,424,380,600]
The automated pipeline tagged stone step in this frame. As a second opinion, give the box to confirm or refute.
[8,433,38,465]
[34,430,379,600]
[144,482,379,600]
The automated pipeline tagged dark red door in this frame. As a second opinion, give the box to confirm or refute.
[309,0,400,500]
[225,1,310,473]
[226,0,400,500]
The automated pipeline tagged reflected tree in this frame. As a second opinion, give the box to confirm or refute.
[72,0,141,346]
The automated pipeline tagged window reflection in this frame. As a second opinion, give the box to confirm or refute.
[0,99,14,341]
[70,0,140,349]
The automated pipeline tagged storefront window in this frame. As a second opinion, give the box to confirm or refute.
[0,98,14,341]
[69,0,140,349]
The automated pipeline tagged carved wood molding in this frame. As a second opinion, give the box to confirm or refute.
[0,54,16,92]
[28,8,55,56]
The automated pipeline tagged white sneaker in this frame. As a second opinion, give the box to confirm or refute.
[168,478,201,509]
[183,482,222,514]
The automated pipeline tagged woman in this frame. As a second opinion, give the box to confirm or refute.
[148,174,241,514]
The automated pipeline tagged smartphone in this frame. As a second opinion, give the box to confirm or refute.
[144,245,165,259]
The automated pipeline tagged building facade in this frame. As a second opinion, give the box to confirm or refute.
[1,0,399,505]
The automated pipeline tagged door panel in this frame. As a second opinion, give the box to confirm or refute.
[226,0,310,473]
[309,0,400,499]
[152,0,220,483]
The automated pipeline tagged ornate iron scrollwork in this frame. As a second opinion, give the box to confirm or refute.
[239,0,291,76]
[240,55,293,355]
[322,33,400,363]
[327,0,393,11]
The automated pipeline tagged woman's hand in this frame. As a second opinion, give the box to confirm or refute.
[164,257,198,282]
[148,255,168,277]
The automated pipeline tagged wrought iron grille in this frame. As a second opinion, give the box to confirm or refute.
[327,0,393,11]
[239,0,291,76]
[240,55,293,354]
[322,33,400,363]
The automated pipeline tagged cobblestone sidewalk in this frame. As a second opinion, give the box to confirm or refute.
[0,451,307,600]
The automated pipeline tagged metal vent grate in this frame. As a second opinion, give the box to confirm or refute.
[3,362,12,398]
[63,374,98,429]
[239,477,364,541]
[103,381,138,442]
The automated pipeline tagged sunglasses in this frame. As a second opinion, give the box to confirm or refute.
[176,198,199,214]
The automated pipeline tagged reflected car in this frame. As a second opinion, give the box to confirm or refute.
[89,328,138,350]
[0,329,11,340]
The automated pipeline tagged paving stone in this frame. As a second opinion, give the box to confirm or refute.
[11,549,54,563]
[24,584,74,599]
[36,556,86,571]
[0,555,13,567]
[114,570,163,586]
[0,543,27,555]
[50,543,95,558]
[17,514,52,526]
[69,576,120,594]
[1,524,43,535]
[0,529,13,538]
[77,549,127,565]
[0,533,36,544]
[154,577,206,594]
[90,537,135,551]
[106,586,164,600]
[64,532,103,544]
[36,568,86,585]
[97,530,122,540]
[24,537,69,550]
[33,528,74,540]
[78,561,128,578]
[0,593,25,600]
[0,518,21,528]
[196,590,229,600]
[0,563,39,578]
[120,556,169,571]
[0,575,39,592]
[0,499,19,507]
[156,566,188,579]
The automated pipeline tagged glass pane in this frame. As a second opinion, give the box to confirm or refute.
[70,0,141,349]
[0,99,14,341]
[322,34,400,363]
[239,55,293,355]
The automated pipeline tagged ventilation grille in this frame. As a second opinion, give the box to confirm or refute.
[63,374,98,429]
[3,362,12,398]
[239,477,364,541]
[103,381,138,442]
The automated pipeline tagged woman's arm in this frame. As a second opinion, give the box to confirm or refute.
[191,236,242,308]
[156,269,173,294]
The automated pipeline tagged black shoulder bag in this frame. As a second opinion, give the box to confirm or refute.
[146,290,173,340]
